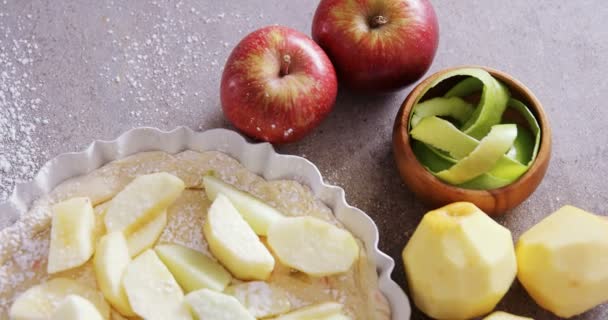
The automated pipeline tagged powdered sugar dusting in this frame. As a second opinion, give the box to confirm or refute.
[0,1,268,201]
[0,13,50,202]
[96,1,260,127]
[0,217,51,309]
[159,190,211,256]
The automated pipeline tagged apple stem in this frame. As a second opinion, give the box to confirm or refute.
[370,15,389,28]
[280,54,291,77]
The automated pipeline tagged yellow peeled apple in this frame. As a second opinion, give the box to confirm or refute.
[403,202,517,319]
[47,197,96,274]
[104,172,184,234]
[267,216,359,277]
[185,288,255,320]
[94,232,135,316]
[203,194,275,280]
[516,205,608,317]
[9,278,110,320]
[483,311,533,320]
[203,175,284,235]
[155,244,232,292]
[50,295,104,320]
[122,250,192,320]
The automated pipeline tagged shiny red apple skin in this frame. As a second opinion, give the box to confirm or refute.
[312,0,439,92]
[220,26,338,144]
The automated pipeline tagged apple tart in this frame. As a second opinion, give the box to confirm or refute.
[0,150,391,320]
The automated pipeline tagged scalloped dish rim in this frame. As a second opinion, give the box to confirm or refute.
[0,127,411,320]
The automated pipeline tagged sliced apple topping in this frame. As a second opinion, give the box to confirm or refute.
[47,197,96,274]
[185,288,255,320]
[10,165,382,319]
[155,244,232,293]
[104,172,185,234]
[93,232,135,316]
[50,295,104,320]
[267,216,359,277]
[203,175,284,235]
[225,281,291,318]
[127,210,168,257]
[122,250,192,320]
[203,194,275,280]
[273,302,344,320]
[9,278,110,320]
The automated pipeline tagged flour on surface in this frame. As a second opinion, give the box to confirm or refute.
[0,11,49,202]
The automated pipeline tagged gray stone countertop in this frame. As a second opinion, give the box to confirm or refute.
[0,0,606,319]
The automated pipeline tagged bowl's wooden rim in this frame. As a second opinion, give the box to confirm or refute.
[394,65,552,198]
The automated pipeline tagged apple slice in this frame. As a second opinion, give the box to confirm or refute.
[185,288,255,320]
[155,244,232,293]
[225,281,291,318]
[483,311,533,320]
[122,250,192,320]
[9,278,110,320]
[50,295,104,320]
[47,197,96,274]
[127,210,168,257]
[267,216,359,277]
[274,302,343,320]
[94,232,135,317]
[203,175,283,235]
[203,194,275,280]
[104,172,185,234]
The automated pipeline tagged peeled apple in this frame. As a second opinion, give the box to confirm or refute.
[267,216,359,277]
[104,172,184,234]
[47,197,96,274]
[94,232,135,316]
[155,244,232,293]
[203,175,284,235]
[127,210,168,257]
[185,289,255,320]
[122,250,191,320]
[516,205,608,317]
[203,194,275,280]
[9,278,110,320]
[402,202,517,319]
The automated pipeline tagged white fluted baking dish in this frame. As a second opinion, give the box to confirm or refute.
[0,127,411,319]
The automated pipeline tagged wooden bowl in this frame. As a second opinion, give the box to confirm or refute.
[393,66,552,215]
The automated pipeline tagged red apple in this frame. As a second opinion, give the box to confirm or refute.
[312,0,439,92]
[220,26,338,144]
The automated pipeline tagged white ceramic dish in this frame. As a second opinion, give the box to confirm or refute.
[0,127,411,319]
